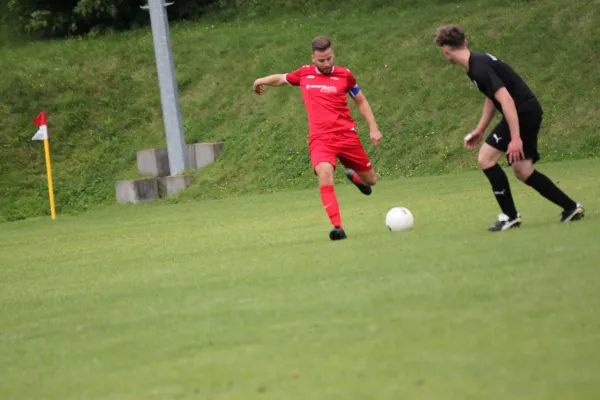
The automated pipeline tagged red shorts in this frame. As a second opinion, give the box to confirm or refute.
[309,131,373,172]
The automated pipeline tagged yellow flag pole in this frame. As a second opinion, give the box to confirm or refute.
[43,138,56,220]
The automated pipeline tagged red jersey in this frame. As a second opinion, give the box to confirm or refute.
[284,65,361,138]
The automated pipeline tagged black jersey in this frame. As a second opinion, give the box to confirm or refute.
[467,52,538,114]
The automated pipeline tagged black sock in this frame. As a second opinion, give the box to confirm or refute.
[483,164,519,219]
[524,170,577,210]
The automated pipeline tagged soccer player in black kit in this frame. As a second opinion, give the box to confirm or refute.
[435,25,585,231]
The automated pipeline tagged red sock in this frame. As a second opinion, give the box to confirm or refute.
[320,185,342,228]
[351,172,364,185]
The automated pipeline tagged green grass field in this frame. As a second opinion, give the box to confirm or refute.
[2,158,599,399]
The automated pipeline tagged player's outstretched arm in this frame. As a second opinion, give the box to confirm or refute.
[475,98,496,134]
[351,92,382,146]
[465,98,496,149]
[253,74,287,95]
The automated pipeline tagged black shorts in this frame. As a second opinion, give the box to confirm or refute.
[485,99,543,164]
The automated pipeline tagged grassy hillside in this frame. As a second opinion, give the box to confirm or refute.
[1,0,599,221]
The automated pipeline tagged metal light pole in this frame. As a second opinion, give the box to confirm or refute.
[142,0,187,175]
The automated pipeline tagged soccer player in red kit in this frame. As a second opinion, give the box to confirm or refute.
[253,36,383,241]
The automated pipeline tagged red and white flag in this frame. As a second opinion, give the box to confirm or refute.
[32,111,48,141]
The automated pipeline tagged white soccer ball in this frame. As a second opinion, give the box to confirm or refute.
[385,207,414,232]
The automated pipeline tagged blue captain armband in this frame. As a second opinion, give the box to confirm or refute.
[348,84,361,97]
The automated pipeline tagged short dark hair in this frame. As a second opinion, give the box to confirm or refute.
[312,36,332,52]
[435,25,466,48]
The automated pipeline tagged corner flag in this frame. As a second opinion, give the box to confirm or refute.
[32,111,48,141]
[32,111,56,220]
